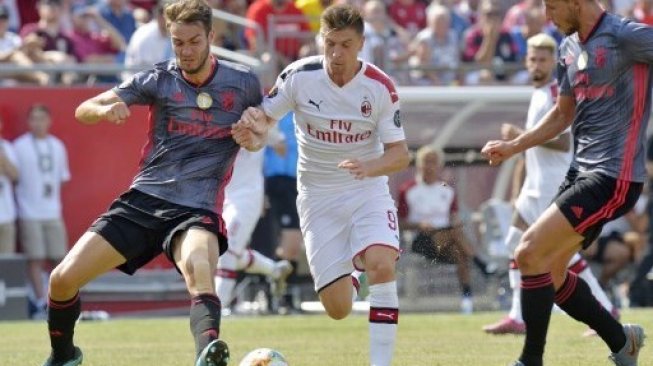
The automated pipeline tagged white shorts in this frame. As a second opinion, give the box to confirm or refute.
[297,186,400,292]
[222,190,264,256]
[514,194,554,226]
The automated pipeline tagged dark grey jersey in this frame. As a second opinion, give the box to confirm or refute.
[558,13,653,182]
[113,58,262,212]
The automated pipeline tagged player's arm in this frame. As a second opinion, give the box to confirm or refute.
[232,107,279,152]
[338,140,410,179]
[75,89,130,125]
[502,123,570,152]
[482,95,575,165]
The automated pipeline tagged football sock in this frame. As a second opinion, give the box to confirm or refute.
[48,292,81,362]
[215,269,237,308]
[241,249,276,276]
[507,260,523,322]
[190,294,222,356]
[554,271,626,353]
[570,257,614,313]
[519,273,554,366]
[369,281,398,366]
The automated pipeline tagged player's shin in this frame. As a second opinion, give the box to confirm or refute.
[554,271,626,353]
[190,294,222,356]
[519,273,555,366]
[368,281,398,366]
[47,292,81,361]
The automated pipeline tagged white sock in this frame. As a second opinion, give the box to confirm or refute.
[215,276,236,307]
[239,249,276,276]
[368,281,398,366]
[507,265,523,322]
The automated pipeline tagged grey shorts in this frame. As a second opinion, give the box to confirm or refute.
[19,219,68,260]
[0,221,16,254]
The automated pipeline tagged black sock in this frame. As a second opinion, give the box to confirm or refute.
[285,260,299,284]
[190,294,222,356]
[48,293,81,361]
[519,273,554,366]
[461,284,472,298]
[555,271,626,353]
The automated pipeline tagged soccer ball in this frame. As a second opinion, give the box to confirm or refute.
[238,348,289,366]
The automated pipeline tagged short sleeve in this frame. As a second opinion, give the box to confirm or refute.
[245,72,263,108]
[619,21,653,64]
[112,69,158,106]
[556,57,572,97]
[261,65,296,121]
[377,82,405,144]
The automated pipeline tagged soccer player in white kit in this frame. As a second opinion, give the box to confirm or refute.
[215,145,294,311]
[482,33,616,335]
[234,5,409,365]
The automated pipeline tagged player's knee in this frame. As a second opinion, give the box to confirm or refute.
[184,255,214,294]
[514,235,539,271]
[365,260,395,283]
[324,302,352,320]
[49,265,78,297]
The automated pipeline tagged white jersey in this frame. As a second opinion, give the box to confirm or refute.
[520,81,572,200]
[13,133,71,220]
[0,139,18,224]
[261,55,406,193]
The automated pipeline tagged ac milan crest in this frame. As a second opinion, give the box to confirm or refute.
[220,90,235,111]
[361,100,372,117]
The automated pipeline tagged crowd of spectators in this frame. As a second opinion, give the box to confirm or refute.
[1,0,653,86]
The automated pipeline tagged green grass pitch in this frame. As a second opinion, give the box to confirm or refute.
[2,309,651,365]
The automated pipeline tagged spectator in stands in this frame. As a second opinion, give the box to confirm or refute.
[129,0,156,12]
[1,0,20,32]
[16,0,39,30]
[19,0,77,79]
[123,0,172,80]
[132,6,150,27]
[0,115,19,255]
[295,0,332,33]
[209,0,249,50]
[502,0,541,29]
[359,0,411,85]
[245,0,310,66]
[68,6,126,65]
[462,0,519,84]
[13,104,71,318]
[454,0,481,26]
[398,145,492,314]
[0,4,50,85]
[632,0,653,24]
[99,0,137,63]
[387,0,427,37]
[410,4,460,86]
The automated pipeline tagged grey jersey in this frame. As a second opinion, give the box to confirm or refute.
[558,13,653,182]
[114,58,262,212]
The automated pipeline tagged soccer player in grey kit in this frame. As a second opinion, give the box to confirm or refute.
[41,1,264,366]
[482,0,651,365]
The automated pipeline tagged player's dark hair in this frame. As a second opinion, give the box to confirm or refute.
[164,0,213,36]
[320,4,364,36]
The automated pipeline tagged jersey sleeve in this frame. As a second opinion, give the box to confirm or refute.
[556,57,572,97]
[619,21,653,64]
[261,66,296,121]
[377,87,405,144]
[245,72,263,108]
[112,69,158,106]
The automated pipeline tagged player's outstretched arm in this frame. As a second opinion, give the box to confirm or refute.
[482,95,575,165]
[75,90,130,125]
[338,140,410,180]
[232,107,278,152]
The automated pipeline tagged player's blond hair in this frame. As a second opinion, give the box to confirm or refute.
[527,33,558,55]
[415,145,445,168]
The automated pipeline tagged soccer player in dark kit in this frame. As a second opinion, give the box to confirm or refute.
[41,1,265,365]
[482,0,652,365]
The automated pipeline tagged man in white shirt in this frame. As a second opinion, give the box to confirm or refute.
[0,115,18,253]
[233,5,409,365]
[13,104,70,317]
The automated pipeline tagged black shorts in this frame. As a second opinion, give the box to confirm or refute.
[554,169,642,249]
[265,176,300,229]
[89,189,228,275]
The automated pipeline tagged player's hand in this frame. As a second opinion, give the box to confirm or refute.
[238,107,268,135]
[338,159,372,180]
[501,123,522,140]
[101,102,130,124]
[232,122,264,151]
[481,140,515,166]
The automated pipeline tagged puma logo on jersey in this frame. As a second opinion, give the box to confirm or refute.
[308,99,323,111]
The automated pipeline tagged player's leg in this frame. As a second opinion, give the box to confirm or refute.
[44,231,127,365]
[215,200,247,308]
[513,203,584,366]
[568,253,616,316]
[483,213,527,334]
